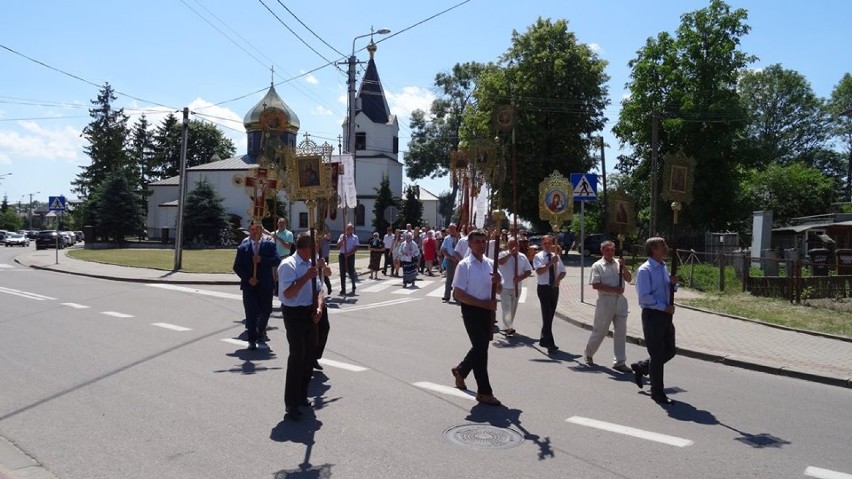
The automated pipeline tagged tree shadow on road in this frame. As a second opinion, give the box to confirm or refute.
[465,403,555,461]
[665,399,791,449]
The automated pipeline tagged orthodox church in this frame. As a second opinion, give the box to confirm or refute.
[146,42,437,241]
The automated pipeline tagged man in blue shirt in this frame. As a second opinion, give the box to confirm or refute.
[631,237,679,405]
[278,232,322,419]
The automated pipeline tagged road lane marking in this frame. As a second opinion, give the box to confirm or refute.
[147,283,242,300]
[221,338,248,347]
[805,467,852,479]
[413,381,476,401]
[61,302,90,309]
[361,283,393,293]
[327,298,419,315]
[519,286,528,303]
[317,358,369,372]
[101,311,134,318]
[0,286,57,301]
[565,416,693,447]
[151,322,192,332]
[0,264,13,268]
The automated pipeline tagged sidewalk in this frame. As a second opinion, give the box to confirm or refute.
[556,256,852,388]
[14,248,852,388]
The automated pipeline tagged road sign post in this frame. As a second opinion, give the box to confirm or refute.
[571,174,598,304]
[48,196,66,265]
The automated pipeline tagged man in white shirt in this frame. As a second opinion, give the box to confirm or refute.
[584,240,633,372]
[382,226,395,276]
[533,235,566,353]
[440,224,461,302]
[450,229,502,406]
[498,237,533,337]
[337,223,359,295]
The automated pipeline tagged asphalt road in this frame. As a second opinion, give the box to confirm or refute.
[2,246,852,479]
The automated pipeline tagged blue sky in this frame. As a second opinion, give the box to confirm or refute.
[1,0,850,207]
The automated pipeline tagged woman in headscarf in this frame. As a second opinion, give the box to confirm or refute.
[399,232,420,287]
[390,229,402,277]
[368,232,384,279]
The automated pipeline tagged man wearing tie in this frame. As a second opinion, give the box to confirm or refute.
[533,235,566,353]
[233,221,281,350]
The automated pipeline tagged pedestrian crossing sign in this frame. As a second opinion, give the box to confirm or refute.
[48,195,66,211]
[570,173,597,201]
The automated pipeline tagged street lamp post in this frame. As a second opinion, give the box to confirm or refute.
[343,28,390,224]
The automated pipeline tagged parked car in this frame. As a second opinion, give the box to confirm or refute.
[61,231,75,245]
[5,233,30,247]
[0,230,7,242]
[74,231,84,242]
[35,230,66,250]
[577,233,605,256]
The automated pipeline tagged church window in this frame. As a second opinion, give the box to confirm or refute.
[299,212,308,229]
[355,132,366,150]
[355,203,365,226]
[393,136,399,154]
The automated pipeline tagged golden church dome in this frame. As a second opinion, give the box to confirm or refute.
[243,84,300,133]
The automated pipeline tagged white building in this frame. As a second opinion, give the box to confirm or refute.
[147,42,436,241]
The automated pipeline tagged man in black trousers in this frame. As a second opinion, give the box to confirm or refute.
[450,229,503,406]
[233,221,280,350]
[533,235,566,353]
[631,237,679,405]
[278,233,322,419]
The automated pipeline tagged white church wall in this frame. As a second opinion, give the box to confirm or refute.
[146,185,177,238]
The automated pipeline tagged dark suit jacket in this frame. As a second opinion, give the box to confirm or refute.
[233,237,281,291]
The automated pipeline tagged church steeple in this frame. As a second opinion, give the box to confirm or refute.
[356,41,391,125]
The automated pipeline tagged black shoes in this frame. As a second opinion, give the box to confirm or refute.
[339,290,346,296]
[313,361,323,370]
[652,395,674,405]
[612,364,632,373]
[630,363,644,389]
[259,333,270,343]
[284,406,302,419]
[247,341,258,351]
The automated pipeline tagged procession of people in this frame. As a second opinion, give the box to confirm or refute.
[234,217,680,421]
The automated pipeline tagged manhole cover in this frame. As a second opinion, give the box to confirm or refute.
[443,424,524,450]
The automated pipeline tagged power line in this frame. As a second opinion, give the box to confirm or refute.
[372,0,471,49]
[0,115,89,122]
[0,43,178,110]
[273,0,346,57]
[257,0,344,73]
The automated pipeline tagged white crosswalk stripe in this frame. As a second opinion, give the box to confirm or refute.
[427,286,446,297]
[360,282,393,293]
[0,264,14,269]
[0,286,56,301]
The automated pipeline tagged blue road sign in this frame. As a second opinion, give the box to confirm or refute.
[48,195,66,211]
[570,173,598,201]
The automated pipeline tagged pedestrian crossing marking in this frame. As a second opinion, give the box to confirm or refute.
[427,286,445,297]
[151,322,192,332]
[101,311,134,318]
[318,358,369,372]
[0,286,56,301]
[61,302,90,309]
[805,466,852,479]
[392,280,435,295]
[0,264,13,269]
[361,282,393,293]
[566,416,693,447]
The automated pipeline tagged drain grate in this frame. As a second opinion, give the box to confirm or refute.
[443,424,525,450]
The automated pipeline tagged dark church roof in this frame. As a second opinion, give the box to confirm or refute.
[357,42,391,124]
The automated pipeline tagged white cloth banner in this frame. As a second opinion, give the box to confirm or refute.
[473,186,489,228]
[331,154,357,209]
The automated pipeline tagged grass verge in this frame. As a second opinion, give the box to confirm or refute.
[67,248,372,274]
[680,293,852,338]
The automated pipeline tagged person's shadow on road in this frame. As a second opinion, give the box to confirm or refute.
[665,399,791,449]
[466,403,555,461]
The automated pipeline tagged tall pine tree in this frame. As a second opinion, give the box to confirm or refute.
[72,83,131,198]
[128,114,155,187]
[372,174,399,231]
[148,115,236,182]
[400,186,424,227]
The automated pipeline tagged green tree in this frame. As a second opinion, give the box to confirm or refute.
[0,196,22,231]
[737,64,829,168]
[400,186,423,227]
[406,62,488,207]
[829,73,852,199]
[73,83,131,198]
[148,114,237,182]
[128,114,156,188]
[183,178,229,246]
[614,0,756,232]
[372,174,399,231]
[463,18,609,231]
[92,173,145,243]
[741,163,837,225]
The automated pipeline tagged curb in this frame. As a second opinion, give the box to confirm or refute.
[15,258,239,285]
[554,310,852,390]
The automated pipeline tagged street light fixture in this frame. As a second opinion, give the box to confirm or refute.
[25,191,40,231]
[0,172,11,183]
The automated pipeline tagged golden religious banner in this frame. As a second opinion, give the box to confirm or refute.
[539,171,573,232]
[279,136,335,229]
[661,150,697,225]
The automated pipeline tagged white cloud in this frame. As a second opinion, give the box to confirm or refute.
[385,86,435,118]
[312,106,334,116]
[305,74,319,85]
[588,42,605,55]
[0,121,84,165]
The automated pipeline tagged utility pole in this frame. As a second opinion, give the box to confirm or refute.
[27,191,39,230]
[650,112,660,236]
[173,107,190,270]
[599,136,607,231]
